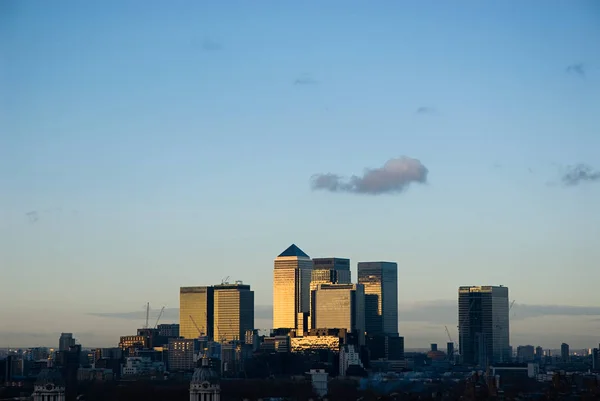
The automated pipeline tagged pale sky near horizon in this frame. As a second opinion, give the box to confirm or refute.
[1,0,600,349]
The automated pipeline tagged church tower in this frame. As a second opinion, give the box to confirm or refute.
[189,355,220,401]
[32,368,65,401]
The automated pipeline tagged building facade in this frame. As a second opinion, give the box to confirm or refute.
[190,355,220,401]
[458,285,510,366]
[32,369,65,401]
[312,283,365,345]
[180,286,214,340]
[213,282,254,343]
[273,244,313,331]
[59,333,75,352]
[357,261,398,336]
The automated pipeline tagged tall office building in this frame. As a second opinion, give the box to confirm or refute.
[312,283,365,345]
[561,343,570,363]
[357,262,398,336]
[213,282,254,343]
[311,258,352,288]
[59,333,75,352]
[458,285,510,366]
[273,244,313,330]
[310,258,351,328]
[180,286,214,340]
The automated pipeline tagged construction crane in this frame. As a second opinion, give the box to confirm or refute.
[189,315,204,337]
[154,306,165,329]
[221,276,230,285]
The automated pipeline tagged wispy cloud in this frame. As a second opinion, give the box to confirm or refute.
[294,74,318,85]
[566,63,586,77]
[26,211,39,223]
[89,306,273,321]
[561,164,600,186]
[89,302,600,327]
[416,106,436,115]
[397,300,600,324]
[311,157,428,195]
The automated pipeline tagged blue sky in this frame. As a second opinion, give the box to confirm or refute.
[1,0,600,348]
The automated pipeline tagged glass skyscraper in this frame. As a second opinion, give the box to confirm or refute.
[180,286,214,339]
[309,257,351,328]
[213,282,254,343]
[357,261,398,336]
[312,283,366,345]
[273,244,313,330]
[458,285,510,366]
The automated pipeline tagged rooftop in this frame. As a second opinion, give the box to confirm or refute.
[277,244,309,258]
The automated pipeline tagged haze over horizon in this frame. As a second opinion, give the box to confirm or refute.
[2,1,599,349]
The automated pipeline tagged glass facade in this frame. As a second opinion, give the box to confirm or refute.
[357,262,398,336]
[213,282,254,343]
[458,285,510,366]
[309,258,352,327]
[273,245,313,330]
[312,283,365,345]
[290,336,341,352]
[180,286,214,340]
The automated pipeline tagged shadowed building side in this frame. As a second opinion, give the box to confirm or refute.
[358,261,398,336]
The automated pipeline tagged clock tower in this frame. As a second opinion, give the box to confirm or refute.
[189,354,220,401]
[32,368,65,401]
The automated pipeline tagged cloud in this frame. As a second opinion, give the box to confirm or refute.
[566,63,585,77]
[561,164,600,186]
[311,157,429,195]
[26,211,39,223]
[294,74,318,85]
[88,305,273,321]
[397,300,600,325]
[416,106,436,115]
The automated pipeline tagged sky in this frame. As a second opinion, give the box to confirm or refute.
[1,0,600,349]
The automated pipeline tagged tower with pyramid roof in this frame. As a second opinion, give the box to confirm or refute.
[273,244,313,332]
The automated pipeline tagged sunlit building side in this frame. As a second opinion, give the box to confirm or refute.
[180,286,214,340]
[273,244,313,331]
[213,282,254,343]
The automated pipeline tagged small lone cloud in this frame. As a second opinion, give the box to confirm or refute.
[561,164,600,186]
[566,63,585,77]
[416,106,436,115]
[201,39,222,51]
[26,211,39,223]
[294,74,318,85]
[311,156,429,195]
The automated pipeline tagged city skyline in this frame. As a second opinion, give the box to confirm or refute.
[2,1,599,349]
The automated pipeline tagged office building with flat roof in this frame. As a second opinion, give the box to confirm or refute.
[312,283,365,345]
[180,286,214,340]
[213,282,254,343]
[357,261,398,336]
[458,285,510,366]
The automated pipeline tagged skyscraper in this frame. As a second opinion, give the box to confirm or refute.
[458,285,510,366]
[273,244,313,330]
[213,282,254,343]
[357,262,398,336]
[180,286,214,339]
[561,343,570,363]
[312,283,365,344]
[310,257,351,329]
[59,333,75,352]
